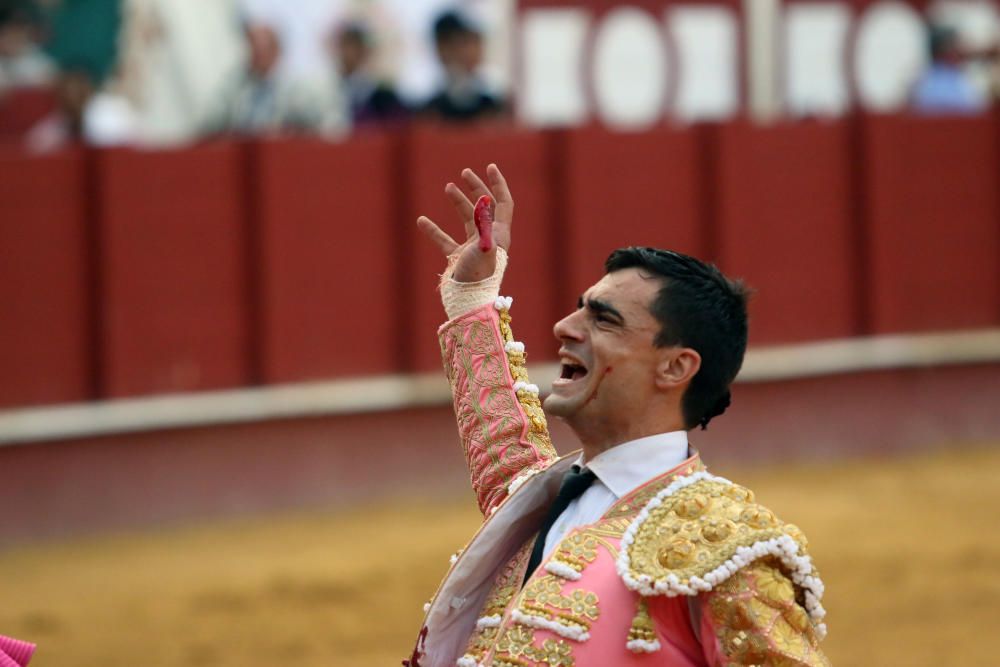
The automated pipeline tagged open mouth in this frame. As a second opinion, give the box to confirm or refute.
[560,363,588,381]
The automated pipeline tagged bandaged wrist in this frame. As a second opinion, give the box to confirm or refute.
[441,247,509,320]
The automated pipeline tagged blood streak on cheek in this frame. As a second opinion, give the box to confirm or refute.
[584,367,613,405]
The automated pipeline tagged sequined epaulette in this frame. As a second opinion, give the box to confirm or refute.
[615,471,826,633]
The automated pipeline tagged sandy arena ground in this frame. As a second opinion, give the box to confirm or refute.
[1,445,998,666]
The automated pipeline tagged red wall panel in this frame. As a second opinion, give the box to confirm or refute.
[562,125,705,303]
[863,114,1000,333]
[404,125,559,372]
[253,135,397,382]
[96,142,251,397]
[0,147,91,407]
[6,117,1000,411]
[715,120,859,345]
[0,87,58,137]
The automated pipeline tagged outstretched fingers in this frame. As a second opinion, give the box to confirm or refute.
[486,163,514,244]
[461,168,492,202]
[416,216,459,256]
[444,182,476,238]
[487,163,512,205]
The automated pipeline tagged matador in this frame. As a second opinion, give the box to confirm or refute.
[406,164,830,667]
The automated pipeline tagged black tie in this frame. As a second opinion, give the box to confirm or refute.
[523,465,597,585]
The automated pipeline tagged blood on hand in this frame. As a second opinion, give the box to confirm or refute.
[474,195,495,252]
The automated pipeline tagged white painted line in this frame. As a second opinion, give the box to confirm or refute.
[737,328,1000,382]
[1,329,998,445]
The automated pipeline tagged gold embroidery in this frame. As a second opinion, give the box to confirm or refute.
[462,540,533,661]
[519,576,600,633]
[589,518,631,536]
[720,628,770,665]
[466,626,499,662]
[627,597,657,645]
[494,625,577,667]
[497,307,552,444]
[442,315,556,514]
[548,533,599,576]
[709,562,831,667]
[624,478,809,587]
[754,564,795,606]
[534,638,575,667]
[496,624,535,660]
[485,540,533,616]
[603,461,706,519]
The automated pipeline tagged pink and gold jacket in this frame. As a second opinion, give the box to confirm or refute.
[407,299,830,667]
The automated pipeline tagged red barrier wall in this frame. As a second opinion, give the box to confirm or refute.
[0,87,58,137]
[715,120,860,344]
[404,125,559,371]
[863,114,1000,333]
[561,125,707,307]
[2,115,999,409]
[0,147,91,407]
[253,134,398,382]
[96,143,252,397]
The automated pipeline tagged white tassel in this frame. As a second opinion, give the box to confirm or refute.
[510,609,590,642]
[494,296,513,310]
[545,560,582,581]
[626,638,662,653]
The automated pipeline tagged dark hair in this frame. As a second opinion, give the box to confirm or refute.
[432,10,478,43]
[928,24,959,61]
[338,21,372,48]
[0,0,41,27]
[605,247,749,430]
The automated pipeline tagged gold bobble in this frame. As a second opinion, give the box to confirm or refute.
[675,493,710,519]
[701,518,736,543]
[657,537,695,569]
[739,506,776,529]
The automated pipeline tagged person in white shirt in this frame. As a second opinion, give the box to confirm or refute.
[205,21,348,137]
[406,164,830,667]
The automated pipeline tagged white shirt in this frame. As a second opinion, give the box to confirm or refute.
[542,431,690,558]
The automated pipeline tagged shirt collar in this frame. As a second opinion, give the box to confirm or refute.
[577,431,690,498]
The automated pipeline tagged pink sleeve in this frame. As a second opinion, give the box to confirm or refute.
[439,300,557,515]
[697,562,830,667]
[0,635,35,667]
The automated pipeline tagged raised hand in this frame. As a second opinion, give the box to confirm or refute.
[416,163,514,283]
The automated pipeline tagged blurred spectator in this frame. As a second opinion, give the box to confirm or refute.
[421,9,505,123]
[116,0,245,146]
[0,0,55,93]
[42,0,121,86]
[332,21,407,127]
[912,24,988,114]
[23,64,90,151]
[22,60,137,152]
[239,0,342,84]
[206,21,347,136]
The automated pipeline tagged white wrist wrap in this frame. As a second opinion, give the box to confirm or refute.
[441,247,509,320]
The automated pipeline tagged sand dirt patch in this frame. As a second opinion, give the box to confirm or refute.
[1,446,996,666]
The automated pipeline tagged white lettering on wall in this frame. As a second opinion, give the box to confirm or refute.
[669,6,740,120]
[515,0,997,126]
[520,8,591,126]
[853,1,927,110]
[784,2,851,115]
[592,7,671,128]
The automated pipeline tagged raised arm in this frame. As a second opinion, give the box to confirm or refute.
[417,164,557,516]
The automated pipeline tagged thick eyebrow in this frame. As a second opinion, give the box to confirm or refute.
[577,295,625,325]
